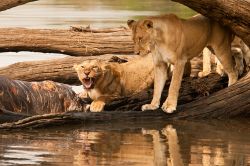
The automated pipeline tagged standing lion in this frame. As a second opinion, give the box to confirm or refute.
[128,14,238,113]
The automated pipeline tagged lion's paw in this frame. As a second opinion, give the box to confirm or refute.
[161,125,176,137]
[216,67,226,77]
[161,101,176,114]
[141,104,159,111]
[162,125,175,133]
[90,101,105,112]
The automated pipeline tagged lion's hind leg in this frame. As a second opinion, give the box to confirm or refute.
[215,57,226,77]
[214,46,238,86]
[198,47,212,77]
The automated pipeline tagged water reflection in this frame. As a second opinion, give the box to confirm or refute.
[1,120,250,165]
[142,125,184,166]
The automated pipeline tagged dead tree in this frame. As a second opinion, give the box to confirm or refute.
[0,72,249,129]
[0,27,133,56]
[0,72,231,126]
[0,54,134,84]
[0,55,202,85]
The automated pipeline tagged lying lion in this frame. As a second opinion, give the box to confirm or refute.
[74,54,158,112]
[128,14,238,113]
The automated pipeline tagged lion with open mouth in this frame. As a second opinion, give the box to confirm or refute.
[75,60,103,90]
[74,54,156,112]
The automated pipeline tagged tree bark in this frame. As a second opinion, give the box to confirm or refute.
[0,72,227,126]
[0,27,134,56]
[0,54,134,85]
[0,54,202,85]
[0,72,249,129]
[0,0,37,12]
[172,0,250,47]
[177,72,250,119]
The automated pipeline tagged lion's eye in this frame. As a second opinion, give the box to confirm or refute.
[81,65,85,69]
[138,37,143,43]
[92,66,99,70]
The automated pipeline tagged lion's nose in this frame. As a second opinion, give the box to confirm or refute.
[84,70,90,75]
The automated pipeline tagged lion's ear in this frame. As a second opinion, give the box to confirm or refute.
[102,64,112,73]
[127,20,136,29]
[143,20,153,29]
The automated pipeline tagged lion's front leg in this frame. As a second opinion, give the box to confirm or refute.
[90,100,106,112]
[162,60,185,113]
[142,63,169,111]
[90,95,118,112]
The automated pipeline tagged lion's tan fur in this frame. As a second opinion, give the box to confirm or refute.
[74,54,156,112]
[199,36,250,78]
[128,14,238,113]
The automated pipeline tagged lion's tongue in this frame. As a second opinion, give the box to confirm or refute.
[83,78,93,89]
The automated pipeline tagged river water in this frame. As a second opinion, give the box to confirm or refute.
[0,0,249,165]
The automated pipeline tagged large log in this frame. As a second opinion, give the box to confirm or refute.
[0,71,249,129]
[0,27,133,56]
[0,54,134,85]
[0,54,202,85]
[0,73,228,127]
[172,0,250,47]
[0,0,37,12]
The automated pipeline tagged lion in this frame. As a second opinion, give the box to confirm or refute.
[198,36,250,78]
[74,54,157,112]
[127,14,238,113]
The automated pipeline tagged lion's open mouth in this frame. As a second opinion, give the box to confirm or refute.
[82,77,95,89]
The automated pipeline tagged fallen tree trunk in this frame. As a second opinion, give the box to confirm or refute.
[0,0,37,12]
[0,109,29,123]
[178,72,250,119]
[172,0,250,47]
[0,54,202,85]
[0,72,228,127]
[0,72,249,129]
[0,77,86,120]
[0,27,133,56]
[0,54,135,85]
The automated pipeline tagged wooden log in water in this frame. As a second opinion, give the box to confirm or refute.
[0,54,202,85]
[0,72,230,128]
[0,54,134,85]
[0,71,249,129]
[0,27,134,56]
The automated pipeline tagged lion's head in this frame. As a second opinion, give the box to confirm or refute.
[74,60,110,90]
[127,19,154,56]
